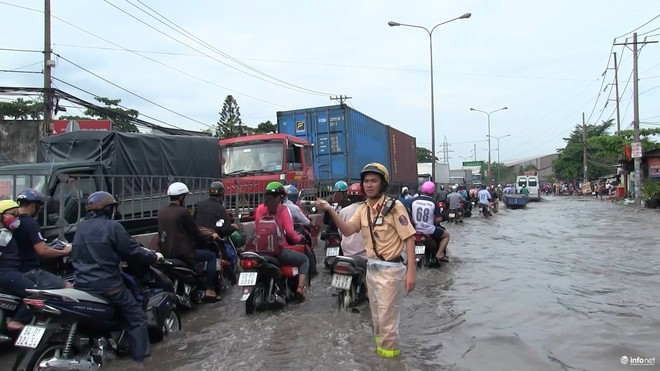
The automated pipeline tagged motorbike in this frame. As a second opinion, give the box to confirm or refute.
[12,263,180,371]
[238,244,307,315]
[412,232,441,268]
[447,207,463,224]
[480,202,493,218]
[330,255,368,312]
[0,290,22,346]
[156,256,225,309]
[321,231,342,269]
[491,200,499,213]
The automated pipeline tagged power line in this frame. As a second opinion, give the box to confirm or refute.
[0,47,42,53]
[103,0,334,97]
[55,53,212,128]
[616,14,660,39]
[638,25,660,37]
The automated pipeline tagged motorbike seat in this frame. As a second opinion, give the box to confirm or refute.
[347,255,368,269]
[26,288,109,305]
[166,258,189,268]
[263,255,281,266]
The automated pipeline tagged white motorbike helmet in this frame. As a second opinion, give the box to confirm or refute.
[167,182,190,196]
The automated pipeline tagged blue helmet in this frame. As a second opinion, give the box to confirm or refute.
[333,181,348,192]
[285,185,299,202]
[16,189,45,204]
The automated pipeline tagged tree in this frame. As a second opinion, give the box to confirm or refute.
[416,147,438,163]
[81,97,139,132]
[0,98,44,120]
[491,162,516,184]
[523,164,538,172]
[253,120,277,134]
[216,95,244,138]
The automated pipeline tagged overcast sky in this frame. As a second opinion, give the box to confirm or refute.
[2,0,659,169]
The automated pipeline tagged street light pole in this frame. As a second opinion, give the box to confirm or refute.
[488,134,511,182]
[469,106,508,183]
[389,13,471,183]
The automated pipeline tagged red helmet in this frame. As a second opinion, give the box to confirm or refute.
[347,183,363,196]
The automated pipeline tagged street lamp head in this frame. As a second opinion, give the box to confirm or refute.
[388,21,400,27]
[502,106,508,110]
[460,13,472,19]
[469,108,476,111]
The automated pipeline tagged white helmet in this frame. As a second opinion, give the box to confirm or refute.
[401,186,409,194]
[167,182,190,196]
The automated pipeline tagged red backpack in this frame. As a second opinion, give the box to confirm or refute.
[252,214,283,256]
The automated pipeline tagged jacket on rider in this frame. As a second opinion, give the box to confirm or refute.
[194,197,234,238]
[157,203,200,262]
[72,212,157,291]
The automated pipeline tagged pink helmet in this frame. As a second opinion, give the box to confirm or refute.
[420,181,435,195]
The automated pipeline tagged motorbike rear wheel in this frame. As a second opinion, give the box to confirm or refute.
[245,282,266,315]
[14,342,66,371]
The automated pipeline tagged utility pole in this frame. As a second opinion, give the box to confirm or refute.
[43,0,53,138]
[330,95,352,105]
[613,51,627,194]
[632,32,642,206]
[614,32,657,206]
[583,112,588,183]
[473,144,477,161]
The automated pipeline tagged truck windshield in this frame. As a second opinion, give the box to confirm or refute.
[221,142,284,175]
[0,175,47,199]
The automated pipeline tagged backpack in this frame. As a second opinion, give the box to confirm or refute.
[252,215,283,256]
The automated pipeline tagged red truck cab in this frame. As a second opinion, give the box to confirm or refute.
[219,134,315,218]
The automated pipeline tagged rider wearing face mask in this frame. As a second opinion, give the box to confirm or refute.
[72,191,163,362]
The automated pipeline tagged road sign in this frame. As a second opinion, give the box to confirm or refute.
[631,142,642,158]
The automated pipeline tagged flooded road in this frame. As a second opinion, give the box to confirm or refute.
[2,196,659,370]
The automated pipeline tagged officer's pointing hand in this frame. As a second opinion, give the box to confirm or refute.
[315,199,329,211]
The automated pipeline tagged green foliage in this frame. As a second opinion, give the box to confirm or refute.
[82,97,139,132]
[253,120,277,134]
[0,98,44,120]
[416,147,438,163]
[523,164,538,172]
[216,95,245,138]
[642,179,660,199]
[491,162,516,184]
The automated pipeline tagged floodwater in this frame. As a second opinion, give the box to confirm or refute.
[2,196,659,371]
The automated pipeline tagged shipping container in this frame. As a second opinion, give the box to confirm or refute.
[277,105,391,183]
[387,126,417,184]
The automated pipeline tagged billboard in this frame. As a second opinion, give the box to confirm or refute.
[51,120,112,135]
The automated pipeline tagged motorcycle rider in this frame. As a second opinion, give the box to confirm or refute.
[254,182,309,299]
[194,181,237,240]
[0,200,40,332]
[398,187,412,203]
[478,185,492,214]
[436,184,449,207]
[338,183,367,259]
[72,191,163,362]
[409,181,450,263]
[157,182,219,300]
[15,189,71,288]
[283,185,317,277]
[322,181,351,237]
[446,186,465,223]
[317,162,416,358]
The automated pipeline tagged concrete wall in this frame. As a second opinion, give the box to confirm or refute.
[0,120,42,164]
[507,153,558,180]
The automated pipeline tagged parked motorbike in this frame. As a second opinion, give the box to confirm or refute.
[238,244,307,315]
[12,264,179,371]
[321,231,342,269]
[330,255,368,312]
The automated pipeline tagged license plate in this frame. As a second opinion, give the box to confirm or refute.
[216,260,222,271]
[448,213,455,218]
[331,274,352,290]
[414,245,425,255]
[15,325,46,348]
[238,272,258,286]
[326,247,340,257]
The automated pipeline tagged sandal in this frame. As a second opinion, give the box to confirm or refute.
[296,285,307,301]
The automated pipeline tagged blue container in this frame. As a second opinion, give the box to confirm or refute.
[277,105,391,183]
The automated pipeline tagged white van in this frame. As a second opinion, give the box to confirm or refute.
[516,175,540,201]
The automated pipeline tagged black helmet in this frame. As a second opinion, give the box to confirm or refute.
[209,181,225,195]
[86,191,118,212]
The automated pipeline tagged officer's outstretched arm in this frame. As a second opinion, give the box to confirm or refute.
[316,199,359,236]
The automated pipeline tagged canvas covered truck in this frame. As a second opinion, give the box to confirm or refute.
[0,131,221,242]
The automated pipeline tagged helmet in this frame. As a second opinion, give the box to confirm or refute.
[347,183,363,196]
[0,200,19,214]
[401,186,409,194]
[333,181,348,192]
[360,162,390,185]
[208,181,225,195]
[420,181,435,195]
[285,185,299,202]
[16,189,45,204]
[167,182,190,196]
[86,191,118,211]
[440,184,445,190]
[265,181,285,196]
[452,185,458,191]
